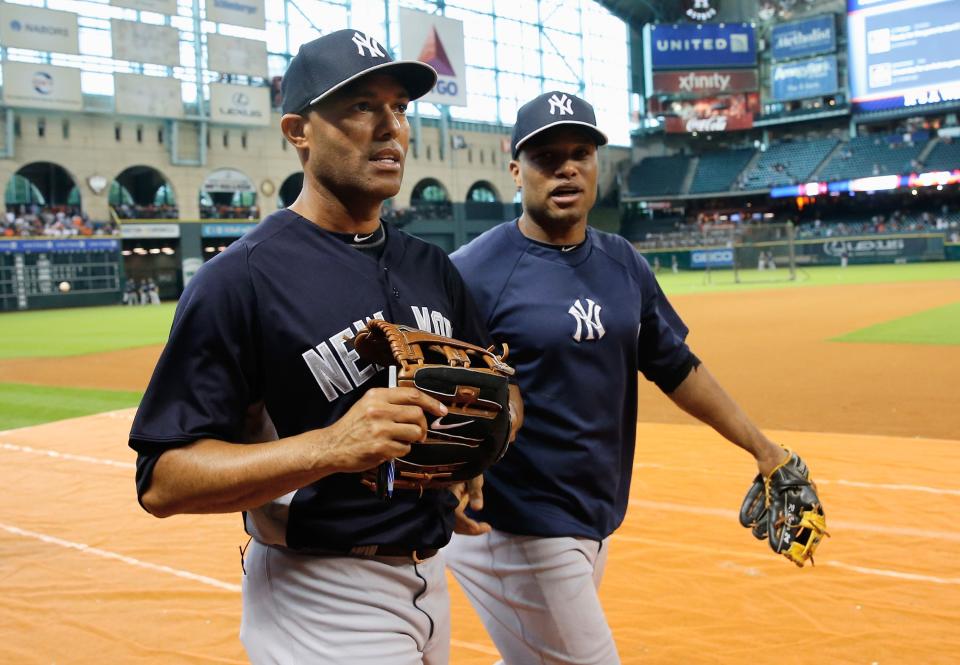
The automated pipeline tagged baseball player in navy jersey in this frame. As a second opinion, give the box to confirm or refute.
[444,92,793,664]
[128,30,520,665]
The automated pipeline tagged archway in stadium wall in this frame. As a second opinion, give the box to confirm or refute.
[466,180,500,203]
[411,178,450,205]
[278,173,303,208]
[464,180,503,220]
[5,162,80,213]
[200,168,257,219]
[111,165,177,219]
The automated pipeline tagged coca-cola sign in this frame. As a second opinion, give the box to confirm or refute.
[654,93,759,133]
[652,69,758,96]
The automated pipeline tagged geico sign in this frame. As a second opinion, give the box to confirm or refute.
[433,79,459,96]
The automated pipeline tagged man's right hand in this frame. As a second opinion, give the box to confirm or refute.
[318,387,448,474]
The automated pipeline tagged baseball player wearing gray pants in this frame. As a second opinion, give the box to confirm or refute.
[446,92,790,663]
[129,30,511,664]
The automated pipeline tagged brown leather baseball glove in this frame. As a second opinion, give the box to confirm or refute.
[353,320,515,495]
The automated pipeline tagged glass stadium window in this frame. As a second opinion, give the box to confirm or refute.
[0,0,631,151]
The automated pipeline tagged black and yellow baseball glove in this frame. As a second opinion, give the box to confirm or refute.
[739,449,828,567]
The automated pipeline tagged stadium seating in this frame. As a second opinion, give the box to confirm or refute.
[818,133,929,182]
[921,138,960,171]
[626,155,691,197]
[740,138,838,189]
[688,148,755,194]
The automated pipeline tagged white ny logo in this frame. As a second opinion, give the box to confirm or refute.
[568,299,605,342]
[351,32,385,58]
[548,93,574,116]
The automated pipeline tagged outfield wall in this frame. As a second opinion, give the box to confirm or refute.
[638,233,953,270]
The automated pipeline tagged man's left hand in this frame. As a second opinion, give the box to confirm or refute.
[451,476,491,536]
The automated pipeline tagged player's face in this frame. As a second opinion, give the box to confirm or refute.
[511,127,598,229]
[303,74,411,203]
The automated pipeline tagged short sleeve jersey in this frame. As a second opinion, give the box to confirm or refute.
[450,221,694,540]
[129,209,490,552]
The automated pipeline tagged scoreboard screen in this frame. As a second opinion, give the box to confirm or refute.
[0,239,122,311]
[848,0,960,112]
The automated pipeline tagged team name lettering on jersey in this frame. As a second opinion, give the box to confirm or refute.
[301,307,452,402]
[411,306,452,337]
[568,298,605,342]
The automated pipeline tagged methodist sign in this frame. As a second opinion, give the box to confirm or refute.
[399,8,467,107]
[771,14,836,60]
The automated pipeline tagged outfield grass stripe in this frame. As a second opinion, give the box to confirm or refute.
[0,304,175,359]
[0,382,142,430]
[654,262,960,296]
[832,300,960,346]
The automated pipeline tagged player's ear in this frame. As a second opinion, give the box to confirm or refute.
[508,159,522,188]
[280,113,310,150]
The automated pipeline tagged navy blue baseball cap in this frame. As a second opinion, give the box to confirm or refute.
[511,91,609,158]
[281,29,438,115]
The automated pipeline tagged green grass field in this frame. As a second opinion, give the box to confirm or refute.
[833,301,960,346]
[654,261,960,296]
[0,303,176,359]
[0,262,957,431]
[0,383,142,431]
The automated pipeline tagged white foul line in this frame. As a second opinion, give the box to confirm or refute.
[627,498,960,543]
[633,462,960,497]
[0,521,241,592]
[1,442,135,469]
[824,561,960,585]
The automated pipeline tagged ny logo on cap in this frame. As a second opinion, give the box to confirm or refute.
[352,32,385,58]
[548,93,574,116]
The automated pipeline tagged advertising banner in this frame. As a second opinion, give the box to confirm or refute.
[652,69,758,96]
[209,83,270,125]
[2,61,82,111]
[848,0,960,111]
[797,234,945,264]
[771,14,837,60]
[110,0,178,16]
[207,33,267,77]
[114,73,183,118]
[690,248,734,268]
[205,0,265,30]
[647,23,756,69]
[202,169,255,193]
[121,223,180,239]
[771,55,838,101]
[111,20,180,67]
[0,5,79,54]
[201,223,257,237]
[650,92,759,133]
[399,8,467,107]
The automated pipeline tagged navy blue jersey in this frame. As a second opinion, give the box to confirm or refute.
[129,209,490,551]
[450,220,694,540]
